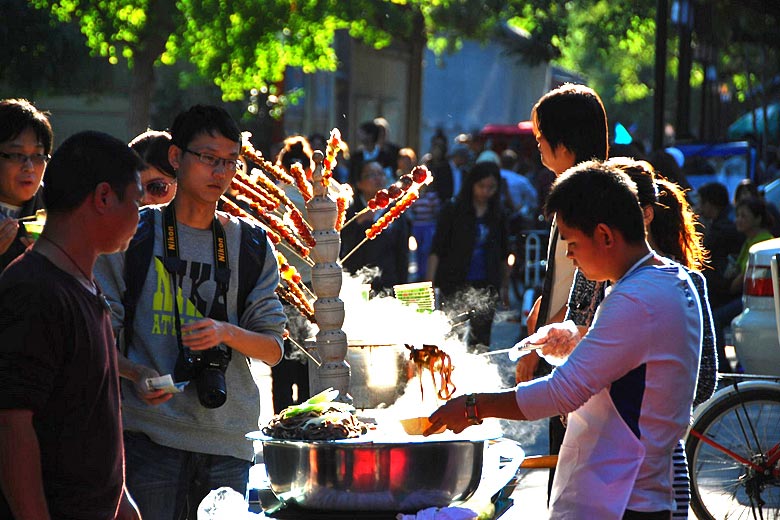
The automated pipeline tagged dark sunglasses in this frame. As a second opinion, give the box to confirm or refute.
[145,179,176,198]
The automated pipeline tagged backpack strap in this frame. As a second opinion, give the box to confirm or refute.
[120,211,267,350]
[121,207,156,351]
[237,218,268,318]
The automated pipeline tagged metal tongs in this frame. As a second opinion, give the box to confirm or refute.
[478,340,542,358]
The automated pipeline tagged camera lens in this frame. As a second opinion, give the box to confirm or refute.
[196,367,227,408]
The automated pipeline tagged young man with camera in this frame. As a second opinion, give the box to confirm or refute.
[95,105,286,519]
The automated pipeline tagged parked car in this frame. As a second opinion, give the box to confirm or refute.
[731,237,780,376]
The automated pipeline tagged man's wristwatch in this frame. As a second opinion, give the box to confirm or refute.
[465,394,483,425]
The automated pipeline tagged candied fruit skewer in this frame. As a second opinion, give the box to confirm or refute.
[288,208,316,248]
[230,177,278,211]
[341,190,420,264]
[275,286,315,323]
[221,197,313,267]
[366,190,419,240]
[342,165,431,230]
[276,252,316,300]
[290,162,313,203]
[321,128,344,184]
[334,196,347,232]
[286,281,314,313]
[236,169,298,212]
[240,138,295,185]
[254,209,311,261]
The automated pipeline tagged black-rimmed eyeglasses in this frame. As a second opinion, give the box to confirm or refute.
[184,148,244,171]
[0,152,50,166]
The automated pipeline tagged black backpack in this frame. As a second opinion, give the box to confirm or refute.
[120,207,268,349]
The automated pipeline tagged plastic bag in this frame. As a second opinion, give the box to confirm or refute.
[197,487,262,520]
[508,320,581,366]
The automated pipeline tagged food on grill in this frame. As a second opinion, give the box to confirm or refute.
[406,344,456,401]
[262,388,369,440]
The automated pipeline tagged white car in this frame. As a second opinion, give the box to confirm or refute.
[731,237,780,375]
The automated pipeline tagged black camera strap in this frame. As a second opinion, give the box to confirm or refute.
[161,203,231,355]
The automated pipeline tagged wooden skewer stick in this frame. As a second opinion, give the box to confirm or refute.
[287,335,322,367]
[278,241,315,267]
[341,207,370,230]
[301,283,316,300]
[340,236,368,265]
[519,454,558,469]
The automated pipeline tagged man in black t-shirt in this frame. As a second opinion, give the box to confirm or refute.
[0,132,144,519]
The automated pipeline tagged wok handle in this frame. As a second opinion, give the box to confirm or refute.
[519,454,558,469]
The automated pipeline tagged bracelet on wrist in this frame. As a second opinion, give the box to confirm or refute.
[464,393,483,425]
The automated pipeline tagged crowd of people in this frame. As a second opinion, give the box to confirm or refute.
[0,83,778,520]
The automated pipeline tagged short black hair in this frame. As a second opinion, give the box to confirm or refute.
[697,181,730,209]
[0,98,53,154]
[129,129,175,177]
[358,121,380,143]
[169,105,241,150]
[44,131,144,213]
[532,84,609,164]
[546,160,645,244]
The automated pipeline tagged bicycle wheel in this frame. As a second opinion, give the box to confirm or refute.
[686,386,780,520]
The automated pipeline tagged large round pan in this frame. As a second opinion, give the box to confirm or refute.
[248,432,491,512]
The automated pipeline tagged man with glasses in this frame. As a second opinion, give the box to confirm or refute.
[95,105,286,519]
[0,98,53,272]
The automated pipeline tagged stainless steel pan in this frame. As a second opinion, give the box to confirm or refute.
[248,432,491,512]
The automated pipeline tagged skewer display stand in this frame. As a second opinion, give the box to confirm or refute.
[305,152,351,401]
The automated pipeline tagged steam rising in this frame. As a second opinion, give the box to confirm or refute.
[335,271,517,439]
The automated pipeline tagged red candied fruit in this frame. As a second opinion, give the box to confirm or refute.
[412,167,428,184]
[292,273,302,284]
[367,199,377,210]
[388,184,403,199]
[399,176,414,190]
[375,190,391,208]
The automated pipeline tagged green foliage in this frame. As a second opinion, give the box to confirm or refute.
[28,0,566,105]
[25,0,780,131]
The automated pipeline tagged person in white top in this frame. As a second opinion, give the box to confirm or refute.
[426,161,702,520]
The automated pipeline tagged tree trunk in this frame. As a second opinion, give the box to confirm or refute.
[653,0,669,150]
[128,53,156,137]
[126,0,177,136]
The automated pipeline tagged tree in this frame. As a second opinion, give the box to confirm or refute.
[30,0,570,136]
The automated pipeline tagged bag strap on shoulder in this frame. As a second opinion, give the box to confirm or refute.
[120,211,268,350]
[121,207,156,350]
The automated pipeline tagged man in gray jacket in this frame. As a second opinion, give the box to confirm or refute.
[95,105,285,519]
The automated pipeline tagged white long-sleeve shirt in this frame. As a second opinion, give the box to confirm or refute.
[516,261,702,518]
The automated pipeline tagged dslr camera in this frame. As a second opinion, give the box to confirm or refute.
[174,344,231,408]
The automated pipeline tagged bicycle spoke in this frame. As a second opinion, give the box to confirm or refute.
[688,389,780,520]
